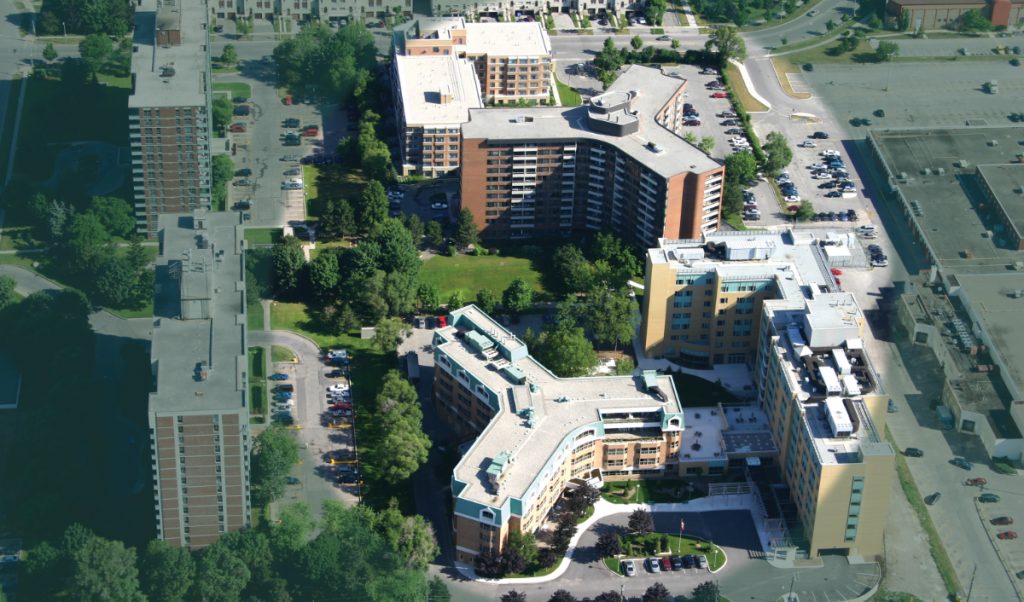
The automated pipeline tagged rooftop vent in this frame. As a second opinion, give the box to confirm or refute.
[511,116,534,124]
[160,66,176,78]
[646,141,663,153]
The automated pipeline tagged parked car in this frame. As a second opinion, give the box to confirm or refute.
[233,96,248,104]
[951,457,973,470]
[980,493,1001,503]
[992,516,1014,526]
[684,119,701,126]
[327,384,349,393]
[274,383,294,392]
[281,154,300,162]
[622,560,636,577]
[670,555,683,570]
[999,531,1019,540]
[721,119,741,126]
[233,105,250,116]
[647,557,661,573]
[725,128,745,135]
[811,131,830,139]
[924,492,941,505]
[286,476,300,485]
[235,168,252,177]
[283,118,301,128]
[657,35,672,41]
[232,179,252,187]
[660,557,672,571]
[696,555,707,569]
[966,477,988,486]
[904,447,923,457]
[682,555,695,568]
[229,123,247,133]
[800,140,817,148]
[711,91,729,99]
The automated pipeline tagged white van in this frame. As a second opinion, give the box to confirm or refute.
[858,224,877,238]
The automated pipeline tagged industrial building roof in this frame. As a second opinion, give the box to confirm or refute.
[129,0,210,109]
[149,211,248,414]
[954,272,1024,404]
[976,164,1024,240]
[462,65,721,178]
[441,306,683,510]
[394,54,483,128]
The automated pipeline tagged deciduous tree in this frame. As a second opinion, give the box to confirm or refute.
[628,508,654,534]
[139,540,194,602]
[271,236,306,295]
[642,582,672,602]
[251,425,300,507]
[476,288,498,314]
[762,131,793,175]
[192,543,251,602]
[502,278,534,314]
[69,534,144,602]
[220,44,239,65]
[454,208,478,249]
[425,220,444,248]
[596,532,623,557]
[318,198,356,241]
[705,25,747,63]
[530,325,596,377]
[724,150,757,184]
[373,316,411,353]
[78,34,112,75]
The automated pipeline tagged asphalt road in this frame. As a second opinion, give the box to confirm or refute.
[743,0,860,57]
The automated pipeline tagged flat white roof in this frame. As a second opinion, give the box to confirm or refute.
[463,22,552,57]
[394,54,483,127]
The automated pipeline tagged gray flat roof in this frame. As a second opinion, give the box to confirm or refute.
[955,272,1024,403]
[463,22,552,57]
[869,126,1024,272]
[462,65,721,178]
[394,54,482,127]
[149,211,248,414]
[129,0,209,109]
[977,164,1024,239]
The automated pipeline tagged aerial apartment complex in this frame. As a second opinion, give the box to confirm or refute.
[148,210,253,549]
[394,18,553,104]
[432,306,685,562]
[868,126,1024,460]
[391,54,483,177]
[210,0,412,22]
[639,234,894,558]
[460,65,725,248]
[130,0,214,239]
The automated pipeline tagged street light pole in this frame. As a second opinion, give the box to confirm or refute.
[62,21,66,37]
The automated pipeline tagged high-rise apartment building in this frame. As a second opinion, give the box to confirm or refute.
[148,210,252,549]
[395,18,553,104]
[641,235,895,558]
[392,54,483,177]
[460,65,725,248]
[432,306,685,562]
[130,0,214,239]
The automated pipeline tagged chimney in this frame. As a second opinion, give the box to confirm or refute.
[438,84,453,104]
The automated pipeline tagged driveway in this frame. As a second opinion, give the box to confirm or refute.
[250,330,359,520]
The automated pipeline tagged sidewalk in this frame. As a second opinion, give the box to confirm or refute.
[454,494,768,585]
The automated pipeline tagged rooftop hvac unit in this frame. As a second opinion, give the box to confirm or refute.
[956,160,970,168]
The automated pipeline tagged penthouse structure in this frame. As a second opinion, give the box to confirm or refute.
[148,211,252,549]
[130,0,214,239]
[392,54,482,177]
[460,65,725,248]
[394,18,553,104]
[867,126,1024,460]
[433,306,685,561]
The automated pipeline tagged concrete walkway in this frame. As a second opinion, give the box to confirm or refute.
[261,299,272,331]
[729,58,773,112]
[453,495,769,585]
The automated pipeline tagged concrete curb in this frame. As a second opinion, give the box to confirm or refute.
[453,498,735,585]
[728,58,772,112]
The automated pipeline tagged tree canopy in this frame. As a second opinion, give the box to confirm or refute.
[272,23,377,103]
[705,26,747,63]
[251,425,300,507]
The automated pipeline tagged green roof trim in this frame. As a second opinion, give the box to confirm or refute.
[466,330,495,352]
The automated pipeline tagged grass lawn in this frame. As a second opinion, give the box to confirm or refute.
[248,347,268,415]
[212,81,252,99]
[785,37,877,66]
[247,300,265,331]
[106,300,154,319]
[0,252,42,270]
[271,345,297,363]
[554,74,582,107]
[0,224,42,251]
[14,75,130,181]
[305,164,367,222]
[602,479,701,504]
[769,57,813,100]
[244,228,283,246]
[95,73,131,88]
[886,426,961,596]
[724,62,768,113]
[303,163,320,219]
[419,253,543,299]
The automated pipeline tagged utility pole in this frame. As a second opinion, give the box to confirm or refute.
[620,583,625,602]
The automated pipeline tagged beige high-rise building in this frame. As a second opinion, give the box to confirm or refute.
[148,211,252,549]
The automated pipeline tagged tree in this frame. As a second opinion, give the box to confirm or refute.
[531,326,596,377]
[364,402,430,485]
[268,503,315,557]
[404,213,424,243]
[501,590,528,602]
[698,136,715,155]
[594,593,623,602]
[614,355,635,375]
[219,530,273,584]
[425,220,444,248]
[874,40,899,62]
[139,540,194,602]
[476,288,498,314]
[251,425,300,507]
[705,26,747,63]
[212,97,233,135]
[502,278,534,315]
[308,250,341,305]
[584,286,635,349]
[646,0,667,25]
[795,200,815,221]
[271,236,306,295]
[93,250,152,309]
[475,552,504,578]
[447,290,465,310]
[454,208,478,249]
[724,150,757,184]
[671,39,681,49]
[548,590,577,602]
[762,132,793,175]
[506,530,539,568]
[416,282,440,310]
[221,44,239,65]
[43,42,58,62]
[0,276,16,312]
[88,196,135,238]
[631,35,644,50]
[500,546,526,574]
[628,508,654,534]
[642,582,672,602]
[78,33,113,75]
[367,218,420,277]
[690,580,721,602]
[271,23,376,103]
[374,499,440,570]
[360,180,390,232]
[596,532,623,557]
[63,212,111,274]
[428,576,451,602]
[70,535,144,602]
[211,153,234,210]
[825,18,837,31]
[318,198,356,241]
[552,244,594,294]
[193,544,251,602]
[373,316,411,353]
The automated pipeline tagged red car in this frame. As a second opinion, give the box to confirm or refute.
[831,268,843,276]
[992,516,1014,526]
[330,403,352,411]
[229,123,247,133]
[998,531,1018,540]
[659,556,672,571]
[711,92,729,99]
[302,126,319,137]
[966,477,988,486]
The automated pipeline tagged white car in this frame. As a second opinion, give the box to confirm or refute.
[784,195,801,202]
[327,384,349,393]
[800,140,817,148]
[871,257,889,267]
[808,163,828,170]
[822,150,840,158]
[282,182,302,190]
